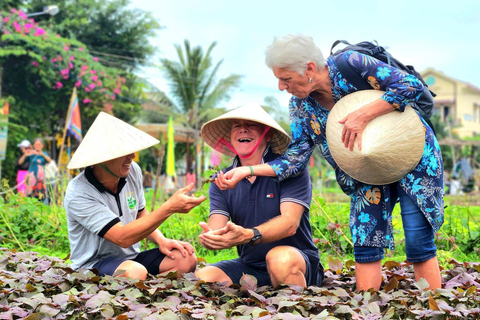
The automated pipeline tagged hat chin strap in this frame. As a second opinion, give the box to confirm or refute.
[99,163,120,178]
[215,126,270,159]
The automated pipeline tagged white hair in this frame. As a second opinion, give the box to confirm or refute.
[265,34,325,75]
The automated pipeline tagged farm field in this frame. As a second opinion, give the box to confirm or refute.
[1,187,480,319]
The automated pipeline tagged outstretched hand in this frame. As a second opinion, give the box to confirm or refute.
[163,183,206,214]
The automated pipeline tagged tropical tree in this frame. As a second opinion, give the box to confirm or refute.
[161,40,242,182]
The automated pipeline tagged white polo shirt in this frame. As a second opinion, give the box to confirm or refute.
[64,161,146,270]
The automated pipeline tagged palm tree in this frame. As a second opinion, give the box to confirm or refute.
[161,40,242,184]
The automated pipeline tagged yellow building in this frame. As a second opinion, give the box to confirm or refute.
[421,68,480,138]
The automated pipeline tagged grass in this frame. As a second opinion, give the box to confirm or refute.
[1,177,480,269]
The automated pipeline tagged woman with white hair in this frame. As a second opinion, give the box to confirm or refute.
[215,34,444,291]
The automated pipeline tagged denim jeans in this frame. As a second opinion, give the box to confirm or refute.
[354,186,437,263]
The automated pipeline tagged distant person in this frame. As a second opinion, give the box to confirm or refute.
[64,112,205,280]
[15,139,32,196]
[196,104,323,288]
[20,138,51,201]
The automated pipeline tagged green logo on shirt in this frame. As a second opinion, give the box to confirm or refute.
[126,192,136,209]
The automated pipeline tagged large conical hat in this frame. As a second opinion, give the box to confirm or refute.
[326,90,425,185]
[67,112,159,169]
[201,103,291,157]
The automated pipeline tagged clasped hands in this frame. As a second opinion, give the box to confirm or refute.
[198,221,248,250]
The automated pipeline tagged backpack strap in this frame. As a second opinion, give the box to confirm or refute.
[330,40,352,55]
[333,53,371,91]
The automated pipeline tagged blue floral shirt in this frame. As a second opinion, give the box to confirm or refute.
[268,51,444,249]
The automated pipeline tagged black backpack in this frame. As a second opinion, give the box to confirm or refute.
[330,40,436,132]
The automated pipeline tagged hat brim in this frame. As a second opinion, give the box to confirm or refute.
[201,104,291,157]
[326,90,425,185]
[67,112,160,169]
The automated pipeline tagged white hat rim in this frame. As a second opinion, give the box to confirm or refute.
[17,139,31,148]
[326,90,425,185]
[67,112,160,169]
[201,103,291,157]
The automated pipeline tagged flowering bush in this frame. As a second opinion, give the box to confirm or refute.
[0,8,125,105]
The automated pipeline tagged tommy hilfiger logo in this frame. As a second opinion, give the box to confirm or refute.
[266,193,274,198]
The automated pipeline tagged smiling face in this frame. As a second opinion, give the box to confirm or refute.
[102,153,135,178]
[33,140,43,152]
[272,67,312,99]
[230,119,270,158]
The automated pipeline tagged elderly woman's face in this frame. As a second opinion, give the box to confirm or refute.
[272,67,311,99]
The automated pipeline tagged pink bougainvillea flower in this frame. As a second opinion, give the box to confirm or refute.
[74,80,82,87]
[81,65,89,71]
[70,55,75,61]
[78,47,84,51]
[31,61,39,67]
[4,31,11,35]
[91,75,98,82]
[55,82,63,89]
[89,70,97,74]
[100,71,105,76]
[51,58,57,63]
[13,21,22,33]
[18,10,27,19]
[96,81,103,87]
[93,57,99,62]
[85,87,91,92]
[69,63,74,69]
[63,46,69,51]
[3,17,10,23]
[114,88,121,95]
[83,99,92,104]
[25,23,33,29]
[42,56,46,60]
[89,83,96,90]
[33,27,45,36]
[11,8,17,13]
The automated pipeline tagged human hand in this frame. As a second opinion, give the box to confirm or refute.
[158,238,195,260]
[338,108,369,151]
[163,183,206,214]
[214,167,250,190]
[198,221,247,250]
[198,222,229,249]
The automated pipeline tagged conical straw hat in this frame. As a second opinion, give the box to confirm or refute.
[326,90,425,185]
[67,112,160,169]
[201,103,291,157]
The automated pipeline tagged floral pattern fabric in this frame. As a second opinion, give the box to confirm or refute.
[268,51,444,250]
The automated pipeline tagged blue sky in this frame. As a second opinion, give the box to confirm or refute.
[132,0,480,110]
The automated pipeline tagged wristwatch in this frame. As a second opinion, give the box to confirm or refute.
[248,227,262,246]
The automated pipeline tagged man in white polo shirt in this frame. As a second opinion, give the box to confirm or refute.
[64,112,205,280]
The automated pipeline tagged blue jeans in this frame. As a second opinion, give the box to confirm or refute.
[354,186,437,263]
